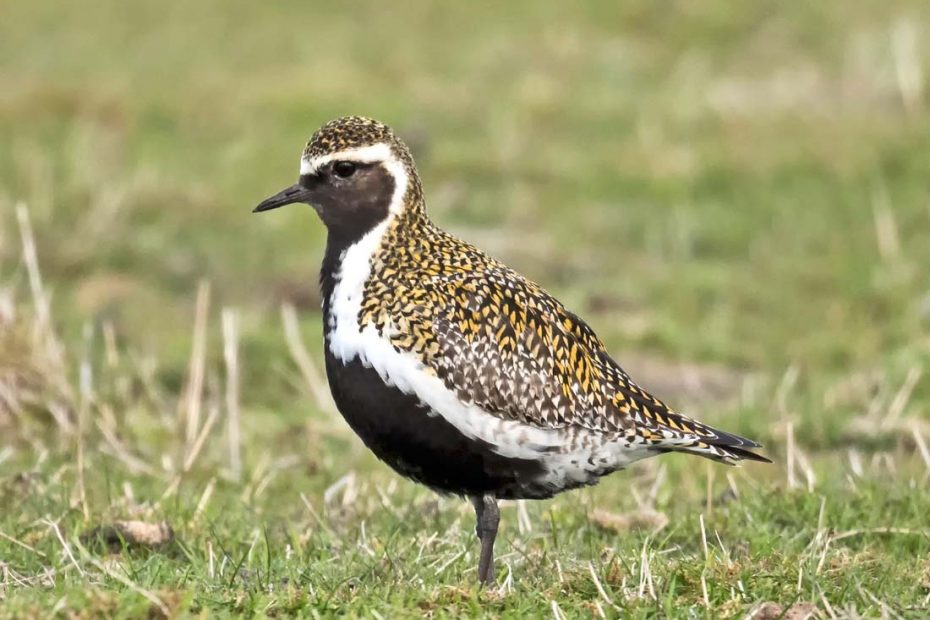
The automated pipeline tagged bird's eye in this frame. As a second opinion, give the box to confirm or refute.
[333,161,357,178]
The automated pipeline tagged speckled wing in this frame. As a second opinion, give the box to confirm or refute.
[423,264,769,462]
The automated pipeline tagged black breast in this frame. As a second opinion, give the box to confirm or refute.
[322,348,550,499]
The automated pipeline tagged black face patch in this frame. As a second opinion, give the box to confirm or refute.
[302,162,395,244]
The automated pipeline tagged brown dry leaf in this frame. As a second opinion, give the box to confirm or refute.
[82,520,174,550]
[589,508,669,534]
[748,601,819,620]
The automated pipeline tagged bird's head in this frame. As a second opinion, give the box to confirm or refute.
[254,116,423,240]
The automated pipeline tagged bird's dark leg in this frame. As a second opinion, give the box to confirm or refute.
[471,494,499,585]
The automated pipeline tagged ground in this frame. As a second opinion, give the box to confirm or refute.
[1,1,930,617]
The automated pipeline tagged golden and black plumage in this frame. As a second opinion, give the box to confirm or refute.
[255,116,770,584]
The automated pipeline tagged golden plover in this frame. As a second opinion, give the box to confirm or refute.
[255,116,770,584]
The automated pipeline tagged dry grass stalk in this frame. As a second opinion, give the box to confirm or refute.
[75,323,94,521]
[647,464,667,507]
[516,499,532,534]
[886,366,922,424]
[587,562,620,612]
[324,471,358,510]
[222,307,242,481]
[183,403,220,473]
[159,394,220,506]
[891,17,925,115]
[0,529,47,557]
[912,426,930,475]
[725,472,740,499]
[705,462,714,516]
[872,186,901,262]
[775,365,799,417]
[251,455,300,500]
[819,590,839,619]
[180,280,211,451]
[95,403,156,476]
[281,303,337,416]
[102,320,119,368]
[43,519,85,578]
[193,477,217,524]
[699,513,710,562]
[16,204,55,360]
[299,492,336,537]
[637,539,656,601]
[10,203,75,436]
[846,366,925,441]
[795,447,817,492]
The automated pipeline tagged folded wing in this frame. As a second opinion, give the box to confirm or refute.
[424,265,770,465]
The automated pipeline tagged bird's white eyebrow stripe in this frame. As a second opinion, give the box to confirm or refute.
[300,143,393,175]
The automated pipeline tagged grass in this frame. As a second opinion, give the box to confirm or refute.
[1,0,930,617]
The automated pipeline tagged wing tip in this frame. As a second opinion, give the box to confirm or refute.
[684,422,773,464]
[719,445,773,464]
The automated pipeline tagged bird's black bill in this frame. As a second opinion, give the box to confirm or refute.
[253,184,311,213]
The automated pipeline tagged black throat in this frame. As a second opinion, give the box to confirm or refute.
[318,167,396,319]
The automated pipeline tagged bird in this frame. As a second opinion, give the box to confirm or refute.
[254,116,770,585]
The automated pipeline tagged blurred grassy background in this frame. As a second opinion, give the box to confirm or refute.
[1,1,930,616]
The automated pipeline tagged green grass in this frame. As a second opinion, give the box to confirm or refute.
[2,0,930,617]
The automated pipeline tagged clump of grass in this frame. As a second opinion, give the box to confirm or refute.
[1,206,76,441]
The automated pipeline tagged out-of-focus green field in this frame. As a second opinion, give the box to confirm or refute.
[2,1,930,617]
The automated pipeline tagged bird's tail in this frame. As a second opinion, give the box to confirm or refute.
[661,413,772,465]
[657,419,772,465]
